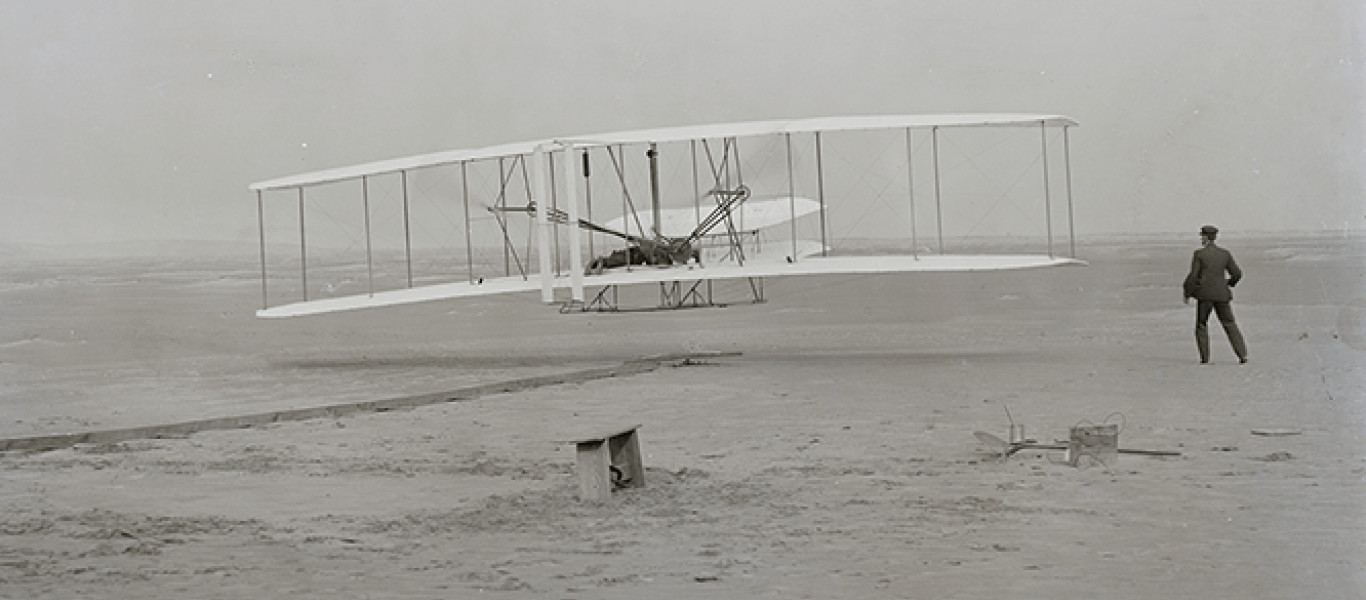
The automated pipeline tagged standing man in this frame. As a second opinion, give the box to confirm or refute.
[1183,225,1248,364]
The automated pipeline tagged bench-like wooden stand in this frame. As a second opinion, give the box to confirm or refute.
[560,424,645,502]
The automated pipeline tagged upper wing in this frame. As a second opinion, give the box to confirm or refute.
[256,253,1085,318]
[249,114,1078,192]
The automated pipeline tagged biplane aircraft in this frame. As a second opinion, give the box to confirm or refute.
[248,114,1084,317]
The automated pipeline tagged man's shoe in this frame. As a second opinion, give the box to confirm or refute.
[1239,357,1248,364]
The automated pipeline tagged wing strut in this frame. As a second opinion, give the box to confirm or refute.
[647,143,662,238]
[533,145,554,303]
[1039,121,1054,259]
[563,144,585,302]
[1063,125,1076,258]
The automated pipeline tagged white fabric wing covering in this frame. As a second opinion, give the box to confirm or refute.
[256,255,1086,318]
[249,114,1078,192]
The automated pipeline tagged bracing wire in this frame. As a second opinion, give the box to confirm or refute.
[934,128,1060,245]
[604,145,649,239]
[821,131,908,250]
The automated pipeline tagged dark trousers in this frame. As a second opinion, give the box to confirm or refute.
[1196,300,1248,362]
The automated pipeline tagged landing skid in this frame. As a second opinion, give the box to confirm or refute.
[561,284,619,313]
[560,277,766,313]
[658,279,716,309]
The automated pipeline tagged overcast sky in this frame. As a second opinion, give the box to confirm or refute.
[1,0,1362,251]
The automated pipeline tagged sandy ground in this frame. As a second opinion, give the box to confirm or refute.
[1,235,1363,598]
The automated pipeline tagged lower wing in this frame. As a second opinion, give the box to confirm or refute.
[256,252,1085,318]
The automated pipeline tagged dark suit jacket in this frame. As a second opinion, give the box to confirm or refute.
[1183,244,1242,302]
